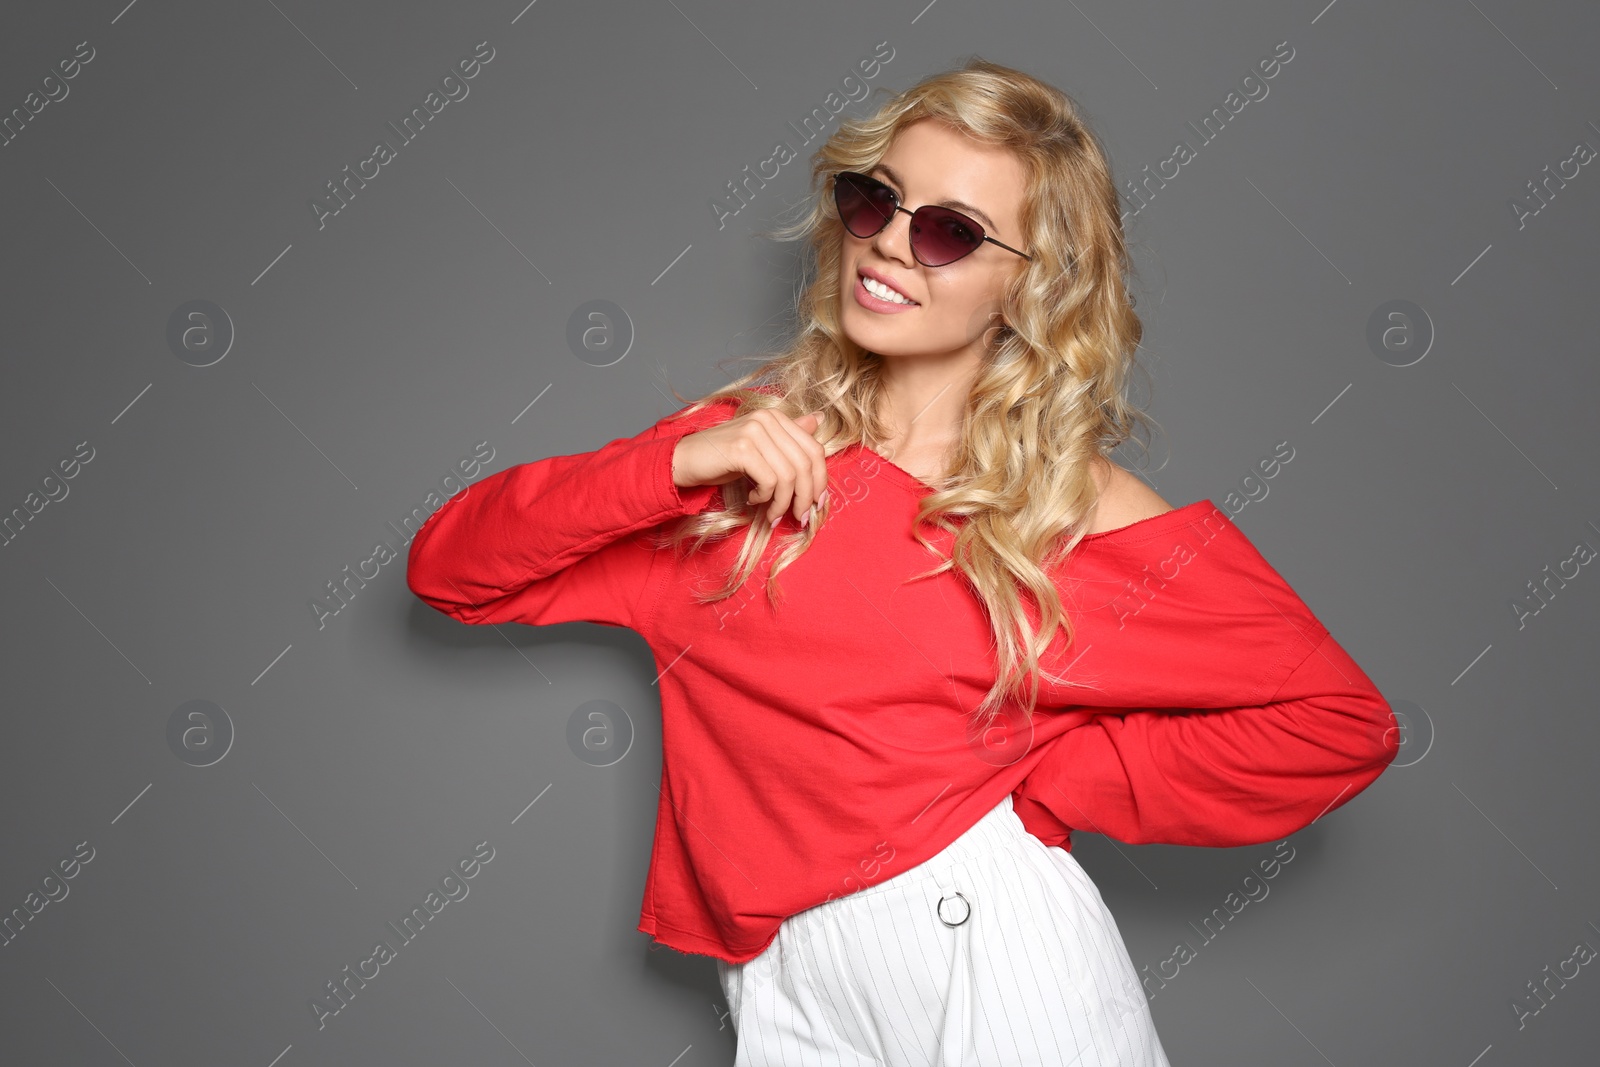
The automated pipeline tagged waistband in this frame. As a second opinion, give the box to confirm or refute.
[830,792,1024,906]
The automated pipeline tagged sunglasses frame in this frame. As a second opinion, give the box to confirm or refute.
[831,170,1034,267]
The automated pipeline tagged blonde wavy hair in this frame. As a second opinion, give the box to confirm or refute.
[655,56,1158,725]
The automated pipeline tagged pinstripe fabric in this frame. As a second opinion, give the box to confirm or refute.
[716,795,1171,1066]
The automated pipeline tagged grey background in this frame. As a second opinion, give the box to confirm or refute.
[2,0,1596,1064]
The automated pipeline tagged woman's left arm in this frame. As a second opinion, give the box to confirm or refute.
[1011,623,1401,849]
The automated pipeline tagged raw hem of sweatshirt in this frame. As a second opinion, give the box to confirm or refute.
[638,913,776,965]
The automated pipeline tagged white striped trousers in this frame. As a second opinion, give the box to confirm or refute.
[716,793,1172,1066]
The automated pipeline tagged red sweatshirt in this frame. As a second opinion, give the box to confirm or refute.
[406,398,1399,963]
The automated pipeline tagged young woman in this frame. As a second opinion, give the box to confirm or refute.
[407,58,1399,1067]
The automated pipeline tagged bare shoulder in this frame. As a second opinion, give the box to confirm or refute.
[1083,456,1174,535]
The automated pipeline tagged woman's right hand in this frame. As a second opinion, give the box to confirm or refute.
[672,408,828,526]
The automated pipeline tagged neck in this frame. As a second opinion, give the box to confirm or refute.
[874,348,981,454]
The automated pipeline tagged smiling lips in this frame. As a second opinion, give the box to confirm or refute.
[856,268,919,311]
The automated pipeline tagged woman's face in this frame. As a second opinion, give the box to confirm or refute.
[837,118,1030,364]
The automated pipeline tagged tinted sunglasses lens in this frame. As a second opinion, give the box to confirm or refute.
[909,206,985,266]
[834,173,988,266]
[834,173,895,238]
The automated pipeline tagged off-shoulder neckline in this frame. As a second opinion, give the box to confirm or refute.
[854,444,942,492]
[850,444,1220,544]
[1076,498,1222,545]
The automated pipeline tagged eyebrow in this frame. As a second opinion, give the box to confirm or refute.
[867,162,1001,234]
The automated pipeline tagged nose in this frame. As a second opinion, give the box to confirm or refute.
[871,205,918,267]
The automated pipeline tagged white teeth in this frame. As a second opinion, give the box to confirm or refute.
[862,275,915,305]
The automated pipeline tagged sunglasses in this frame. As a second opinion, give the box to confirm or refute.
[831,170,1033,267]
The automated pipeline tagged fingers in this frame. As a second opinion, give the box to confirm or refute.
[744,417,807,525]
[772,412,830,521]
[743,410,829,526]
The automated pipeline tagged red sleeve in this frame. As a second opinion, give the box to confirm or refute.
[405,399,737,632]
[1011,624,1400,849]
